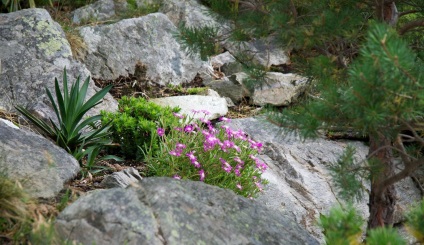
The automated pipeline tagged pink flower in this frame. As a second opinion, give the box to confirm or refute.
[200,110,210,115]
[199,169,205,181]
[234,164,243,176]
[233,157,244,165]
[186,151,197,162]
[249,139,263,152]
[192,161,201,168]
[169,150,181,157]
[184,124,195,133]
[255,160,268,172]
[220,158,232,173]
[157,128,165,137]
[236,183,242,190]
[173,175,181,180]
[219,116,231,123]
[176,143,186,149]
[173,112,185,119]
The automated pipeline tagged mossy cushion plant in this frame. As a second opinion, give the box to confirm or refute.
[101,96,181,160]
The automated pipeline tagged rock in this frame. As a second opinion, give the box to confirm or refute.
[225,117,423,241]
[210,51,243,76]
[0,8,117,118]
[79,13,211,85]
[252,72,309,106]
[56,177,319,245]
[204,76,248,103]
[224,37,290,69]
[0,120,80,198]
[159,0,223,28]
[0,118,18,129]
[100,167,143,188]
[72,0,119,24]
[150,95,228,120]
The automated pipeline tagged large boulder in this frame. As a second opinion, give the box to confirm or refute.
[79,13,211,85]
[225,117,422,241]
[0,8,117,117]
[55,177,319,245]
[0,120,80,198]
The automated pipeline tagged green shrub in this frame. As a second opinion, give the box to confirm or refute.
[367,227,406,245]
[16,68,113,167]
[145,113,268,198]
[102,96,181,160]
[318,205,363,245]
[405,199,424,243]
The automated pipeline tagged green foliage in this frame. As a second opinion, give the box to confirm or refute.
[15,68,113,167]
[405,199,424,242]
[267,23,424,201]
[102,96,181,160]
[145,114,268,198]
[0,172,32,243]
[1,0,35,12]
[366,227,406,245]
[117,1,161,20]
[329,146,365,202]
[174,23,221,60]
[318,205,363,245]
[319,199,424,244]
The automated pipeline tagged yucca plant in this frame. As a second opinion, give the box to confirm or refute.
[15,68,113,166]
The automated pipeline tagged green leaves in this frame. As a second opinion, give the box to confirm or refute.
[16,68,113,166]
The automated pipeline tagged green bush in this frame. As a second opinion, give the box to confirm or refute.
[145,113,268,198]
[319,199,424,244]
[367,227,406,245]
[318,205,363,245]
[405,199,424,243]
[102,96,181,160]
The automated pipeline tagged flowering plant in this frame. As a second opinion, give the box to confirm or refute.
[145,111,268,198]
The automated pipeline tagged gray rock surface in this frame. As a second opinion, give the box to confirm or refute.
[0,120,80,198]
[79,13,211,85]
[225,117,422,241]
[210,51,243,76]
[204,75,249,103]
[151,95,228,120]
[252,72,309,106]
[224,37,290,68]
[0,8,117,117]
[72,0,120,24]
[100,167,143,188]
[56,177,319,245]
[159,0,223,28]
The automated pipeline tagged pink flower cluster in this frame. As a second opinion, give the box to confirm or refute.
[164,110,267,187]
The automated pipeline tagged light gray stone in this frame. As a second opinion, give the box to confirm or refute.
[56,177,319,245]
[72,0,118,24]
[225,117,422,241]
[159,0,223,28]
[224,37,290,68]
[252,72,309,106]
[204,76,248,103]
[0,118,18,129]
[0,120,80,198]
[0,8,117,118]
[151,95,228,120]
[79,13,211,85]
[210,51,243,76]
[100,167,143,188]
